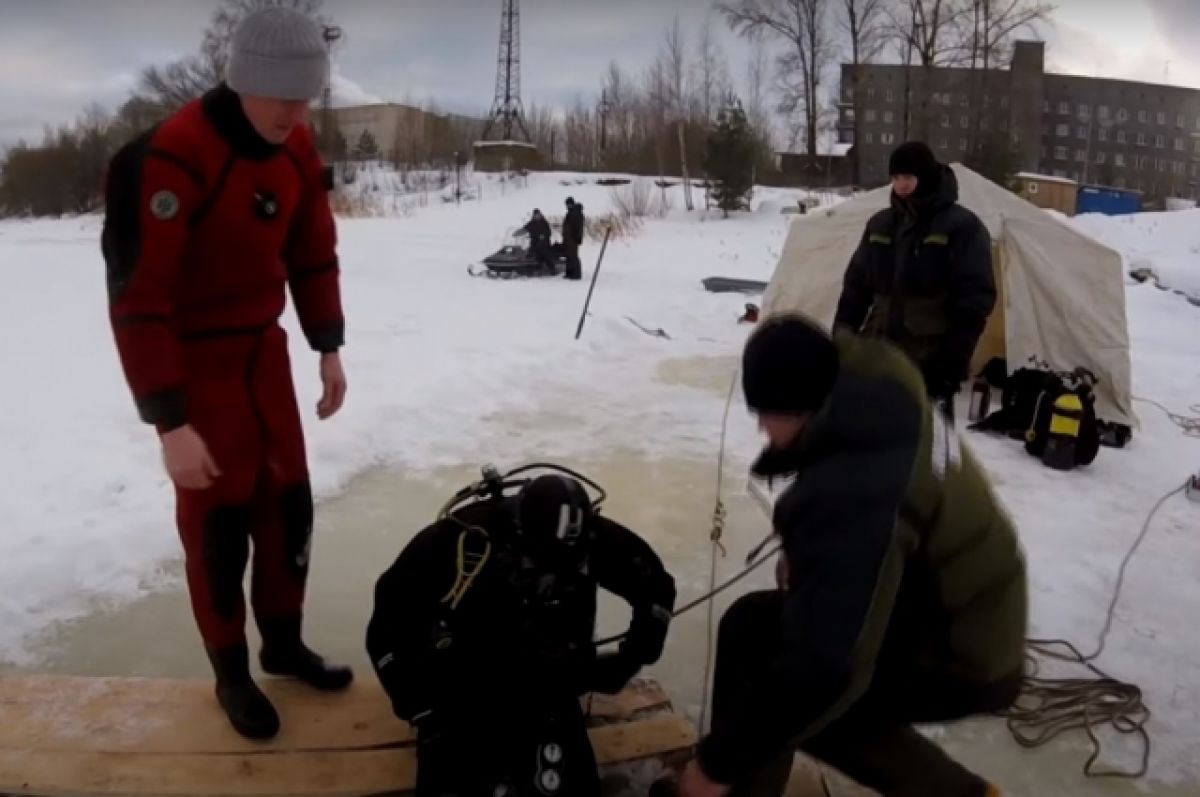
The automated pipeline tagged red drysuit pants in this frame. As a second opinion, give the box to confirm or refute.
[172,325,313,652]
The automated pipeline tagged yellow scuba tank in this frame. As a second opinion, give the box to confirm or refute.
[1040,393,1083,470]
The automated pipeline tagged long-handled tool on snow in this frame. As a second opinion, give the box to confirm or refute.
[574,225,613,340]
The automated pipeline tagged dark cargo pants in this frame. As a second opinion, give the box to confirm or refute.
[711,590,1020,797]
[563,241,582,280]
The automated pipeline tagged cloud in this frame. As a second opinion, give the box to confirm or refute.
[1146,0,1200,75]
[1043,15,1200,89]
[332,71,384,107]
[1,0,1195,152]
[1042,0,1200,88]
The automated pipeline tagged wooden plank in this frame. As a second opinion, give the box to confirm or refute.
[0,748,415,797]
[0,676,670,755]
[593,713,697,765]
[0,715,697,797]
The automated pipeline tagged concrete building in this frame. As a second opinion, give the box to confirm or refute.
[837,41,1200,206]
[322,103,483,165]
[1041,74,1200,202]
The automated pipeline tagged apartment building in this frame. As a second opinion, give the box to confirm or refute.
[1041,74,1200,200]
[837,41,1200,205]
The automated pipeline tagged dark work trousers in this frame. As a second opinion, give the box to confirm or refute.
[529,236,553,272]
[564,241,582,281]
[710,590,1019,797]
[414,691,600,797]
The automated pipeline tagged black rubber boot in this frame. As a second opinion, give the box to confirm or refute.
[258,617,353,692]
[206,644,280,740]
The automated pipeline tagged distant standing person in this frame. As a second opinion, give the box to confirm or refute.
[563,196,586,280]
[100,7,351,739]
[833,141,996,419]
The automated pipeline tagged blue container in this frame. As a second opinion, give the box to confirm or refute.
[1076,185,1142,215]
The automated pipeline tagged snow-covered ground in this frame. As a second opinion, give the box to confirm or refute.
[0,172,810,660]
[1,170,1198,785]
[1072,207,1200,298]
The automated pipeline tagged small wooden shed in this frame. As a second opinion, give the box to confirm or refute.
[1012,172,1078,216]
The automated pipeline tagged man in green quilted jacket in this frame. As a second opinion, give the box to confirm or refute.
[677,314,1027,797]
[834,141,996,419]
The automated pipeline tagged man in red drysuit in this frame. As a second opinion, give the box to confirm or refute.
[101,7,351,739]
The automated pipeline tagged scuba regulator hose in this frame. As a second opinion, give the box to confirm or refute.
[592,537,782,648]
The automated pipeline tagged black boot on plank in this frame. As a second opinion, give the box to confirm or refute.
[258,616,353,692]
[206,644,280,740]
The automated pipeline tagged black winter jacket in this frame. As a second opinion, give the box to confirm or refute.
[563,205,585,246]
[522,216,551,246]
[697,334,1027,785]
[834,166,995,396]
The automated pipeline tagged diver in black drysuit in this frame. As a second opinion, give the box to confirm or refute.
[366,473,677,797]
[522,209,554,272]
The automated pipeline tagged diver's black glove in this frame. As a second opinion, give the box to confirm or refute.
[588,651,641,695]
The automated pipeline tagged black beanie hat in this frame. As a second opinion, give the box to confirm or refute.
[742,314,839,415]
[888,141,939,180]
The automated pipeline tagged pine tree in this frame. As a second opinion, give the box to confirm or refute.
[355,129,379,161]
[704,95,755,217]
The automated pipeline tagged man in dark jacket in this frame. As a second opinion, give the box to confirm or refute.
[367,470,676,797]
[676,315,1027,797]
[522,208,553,271]
[100,7,350,739]
[562,197,586,280]
[834,142,996,419]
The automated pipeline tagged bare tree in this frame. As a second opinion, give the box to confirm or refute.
[136,0,331,113]
[136,59,225,114]
[718,0,834,158]
[563,97,598,170]
[957,0,1051,168]
[694,13,732,125]
[744,29,773,139]
[643,54,672,182]
[885,0,971,141]
[965,0,1053,70]
[662,18,695,209]
[525,101,558,167]
[888,0,970,67]
[838,0,890,184]
[840,0,891,64]
[601,61,639,169]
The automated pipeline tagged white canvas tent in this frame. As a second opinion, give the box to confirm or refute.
[762,163,1135,426]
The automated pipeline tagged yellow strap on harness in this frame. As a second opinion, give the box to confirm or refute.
[441,526,491,611]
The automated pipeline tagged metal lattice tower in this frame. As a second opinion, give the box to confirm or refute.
[482,0,531,142]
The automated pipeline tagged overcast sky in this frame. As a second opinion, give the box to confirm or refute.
[1,0,1197,149]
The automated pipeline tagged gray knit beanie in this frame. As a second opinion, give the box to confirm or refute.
[226,7,329,101]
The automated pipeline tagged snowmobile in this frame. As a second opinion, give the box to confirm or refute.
[468,227,567,279]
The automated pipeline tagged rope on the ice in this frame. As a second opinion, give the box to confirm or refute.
[698,367,740,734]
[1009,480,1187,779]
[1133,396,1200,437]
